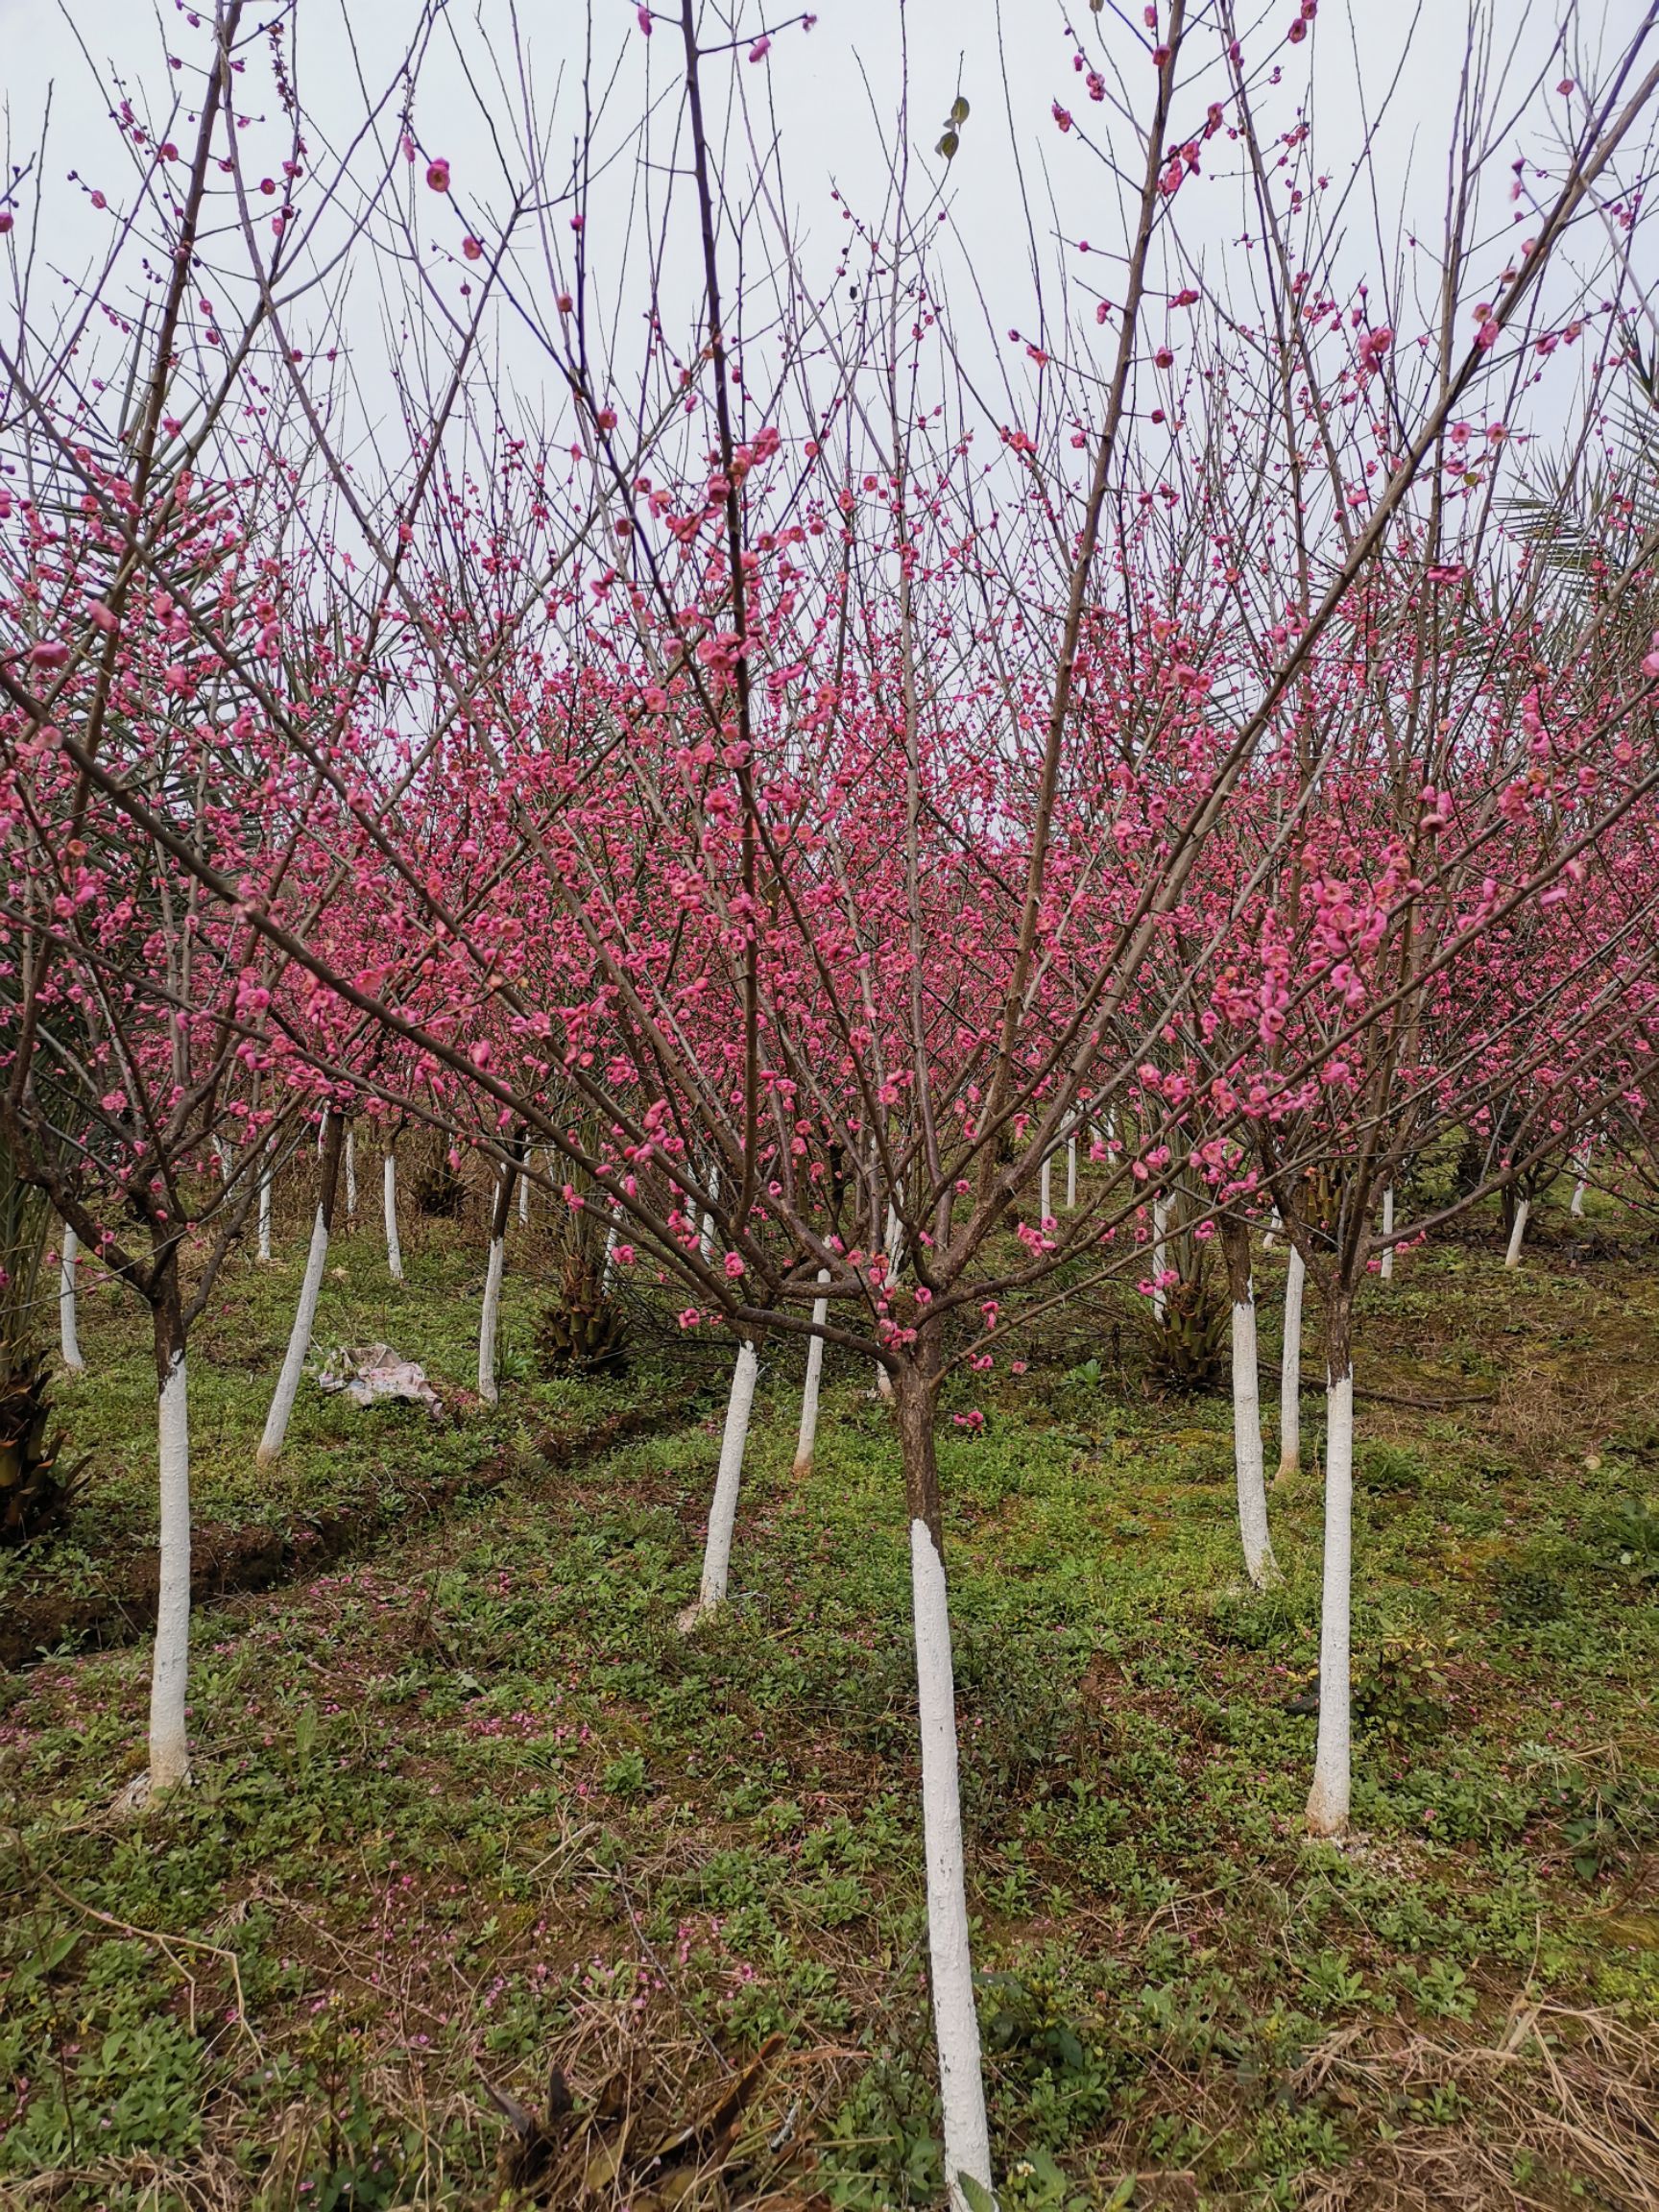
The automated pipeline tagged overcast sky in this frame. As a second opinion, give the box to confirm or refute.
[0,2,1645,481]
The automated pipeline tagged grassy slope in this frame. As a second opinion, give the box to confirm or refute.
[2,1202,700,1660]
[2,1208,1657,2211]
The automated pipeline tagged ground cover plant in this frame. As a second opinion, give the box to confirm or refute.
[3,1202,1657,2208]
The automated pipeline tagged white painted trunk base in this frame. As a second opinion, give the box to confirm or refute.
[1307,1367,1354,1837]
[150,1351,191,1791]
[877,1211,901,1399]
[258,1208,330,1465]
[60,1225,86,1373]
[1277,1245,1305,1483]
[909,1516,996,2211]
[1504,1198,1530,1269]
[257,1160,273,1262]
[1066,1134,1077,1210]
[384,1153,404,1282]
[1379,1187,1395,1282]
[682,1339,759,1625]
[344,1131,357,1220]
[1571,1174,1587,1218]
[1151,1195,1170,1321]
[1039,1155,1051,1226]
[1231,1288,1277,1587]
[699,1164,721,1265]
[478,1233,506,1403]
[794,1276,830,1477]
[518,1171,530,1224]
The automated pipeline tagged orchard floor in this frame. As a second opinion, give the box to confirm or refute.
[3,1215,1658,2210]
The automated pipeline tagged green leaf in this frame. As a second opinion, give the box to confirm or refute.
[950,96,971,124]
[957,2176,998,2212]
[937,131,959,160]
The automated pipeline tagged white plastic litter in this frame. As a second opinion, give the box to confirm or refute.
[316,1342,442,1414]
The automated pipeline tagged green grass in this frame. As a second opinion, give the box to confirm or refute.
[4,1202,697,1661]
[2,1210,1657,2209]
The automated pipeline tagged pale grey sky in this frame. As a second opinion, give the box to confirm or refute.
[0,1,1645,492]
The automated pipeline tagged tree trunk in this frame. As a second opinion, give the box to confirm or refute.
[1039,1152,1051,1226]
[257,1145,273,1262]
[1221,1217,1276,1586]
[681,1334,760,1626]
[344,1128,358,1221]
[1379,1186,1394,1281]
[1307,1296,1355,1838]
[258,1110,344,1465]
[1570,1147,1589,1217]
[149,1249,191,1791]
[478,1144,519,1404]
[793,1271,830,1477]
[1066,1131,1077,1210]
[59,1222,85,1373]
[699,1161,720,1263]
[893,1352,995,2212]
[1276,1242,1305,1486]
[383,1144,403,1282]
[1151,1192,1170,1320]
[1504,1197,1530,1269]
[877,1204,900,1400]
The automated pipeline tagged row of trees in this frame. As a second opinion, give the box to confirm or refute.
[5,4,1659,2201]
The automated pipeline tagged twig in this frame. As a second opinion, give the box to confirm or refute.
[37,1870,258,2050]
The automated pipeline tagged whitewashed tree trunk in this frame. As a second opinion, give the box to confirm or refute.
[58,1223,86,1373]
[793,1272,831,1477]
[257,1149,273,1262]
[1066,1131,1077,1210]
[258,1114,344,1466]
[682,1336,759,1625]
[1232,1293,1277,1587]
[1223,1221,1276,1586]
[699,1162,721,1264]
[478,1240,506,1401]
[478,1142,520,1405]
[1307,1347,1355,1838]
[1277,1242,1305,1486]
[876,1204,901,1399]
[344,1129,357,1221]
[1040,1153,1051,1225]
[1504,1197,1530,1269]
[895,1366,994,2212]
[601,1215,619,1290]
[1571,1143,1591,1216]
[1263,1209,1280,1253]
[149,1272,192,1792]
[211,1135,229,1184]
[1151,1192,1170,1321]
[383,1147,403,1282]
[1378,1187,1394,1280]
[518,1169,530,1224]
